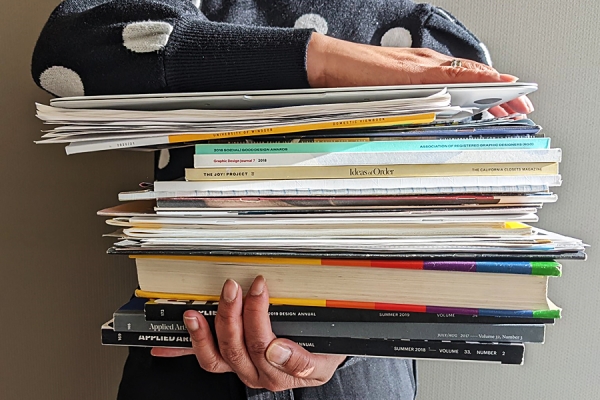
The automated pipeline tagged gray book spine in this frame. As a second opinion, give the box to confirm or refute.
[270,322,545,343]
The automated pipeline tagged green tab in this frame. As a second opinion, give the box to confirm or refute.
[531,261,562,277]
[533,308,561,319]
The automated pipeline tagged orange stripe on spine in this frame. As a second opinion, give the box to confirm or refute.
[320,259,372,267]
[374,303,427,312]
[326,300,376,309]
[371,260,424,269]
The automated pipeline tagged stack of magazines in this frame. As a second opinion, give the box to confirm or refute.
[36,82,586,365]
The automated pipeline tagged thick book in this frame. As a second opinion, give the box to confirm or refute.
[113,300,545,343]
[130,257,562,276]
[184,162,559,181]
[144,299,555,324]
[194,138,551,155]
[101,320,525,364]
[192,149,561,168]
[130,255,559,316]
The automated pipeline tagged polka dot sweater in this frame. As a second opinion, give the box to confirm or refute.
[32,0,491,97]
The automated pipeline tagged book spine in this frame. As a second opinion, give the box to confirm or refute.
[101,328,525,364]
[154,193,557,209]
[113,312,188,332]
[132,256,560,276]
[173,114,438,142]
[65,136,170,154]
[120,184,551,200]
[193,149,562,168]
[115,311,544,343]
[136,289,562,320]
[195,138,551,154]
[153,175,561,193]
[144,301,554,324]
[185,162,559,181]
[110,246,585,261]
[64,115,436,154]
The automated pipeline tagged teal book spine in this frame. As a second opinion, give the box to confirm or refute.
[195,138,551,154]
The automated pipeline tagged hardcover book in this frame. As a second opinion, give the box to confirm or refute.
[128,255,562,317]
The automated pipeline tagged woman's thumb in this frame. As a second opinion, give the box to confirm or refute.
[266,339,319,378]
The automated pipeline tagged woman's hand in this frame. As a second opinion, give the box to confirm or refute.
[306,32,533,117]
[151,276,346,391]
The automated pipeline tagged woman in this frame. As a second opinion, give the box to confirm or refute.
[32,1,532,399]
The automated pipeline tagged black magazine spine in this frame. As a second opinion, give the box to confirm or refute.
[101,329,524,365]
[108,247,587,260]
[143,302,553,325]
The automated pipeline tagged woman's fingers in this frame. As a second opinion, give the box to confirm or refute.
[243,276,347,389]
[214,279,260,383]
[182,310,233,373]
[432,57,517,84]
[242,276,277,369]
[489,105,509,117]
[505,96,533,114]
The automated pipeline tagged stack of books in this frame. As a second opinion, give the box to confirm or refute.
[36,83,586,365]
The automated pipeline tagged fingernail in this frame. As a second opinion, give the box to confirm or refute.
[184,315,199,332]
[266,343,292,366]
[525,97,535,113]
[222,279,239,303]
[500,74,519,82]
[249,275,266,296]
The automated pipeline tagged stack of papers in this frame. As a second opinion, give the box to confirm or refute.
[36,82,586,364]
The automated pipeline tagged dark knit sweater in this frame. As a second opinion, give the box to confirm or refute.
[32,1,488,399]
[32,0,490,97]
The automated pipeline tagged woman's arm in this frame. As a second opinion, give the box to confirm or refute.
[32,0,315,96]
[32,0,531,116]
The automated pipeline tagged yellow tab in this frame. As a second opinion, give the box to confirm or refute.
[504,222,530,229]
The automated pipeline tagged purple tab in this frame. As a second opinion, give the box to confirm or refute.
[423,261,477,272]
[427,306,479,316]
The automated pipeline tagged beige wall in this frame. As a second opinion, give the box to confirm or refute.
[1,1,149,398]
[2,0,598,399]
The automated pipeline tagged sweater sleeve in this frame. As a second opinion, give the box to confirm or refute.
[31,0,314,97]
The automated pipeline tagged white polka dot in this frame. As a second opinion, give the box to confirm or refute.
[380,27,412,48]
[479,42,493,66]
[191,0,201,8]
[122,21,173,53]
[158,149,170,169]
[39,66,85,97]
[294,13,328,34]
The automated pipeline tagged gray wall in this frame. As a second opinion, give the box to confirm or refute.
[1,0,598,399]
[418,1,600,399]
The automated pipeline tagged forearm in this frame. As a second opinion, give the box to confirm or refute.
[32,0,314,96]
